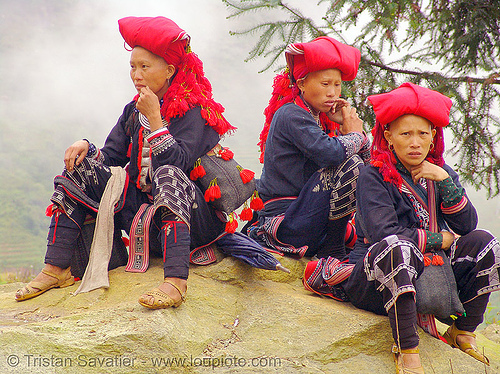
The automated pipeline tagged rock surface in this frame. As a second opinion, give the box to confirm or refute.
[1,253,499,373]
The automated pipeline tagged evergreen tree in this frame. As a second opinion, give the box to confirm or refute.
[223,0,500,196]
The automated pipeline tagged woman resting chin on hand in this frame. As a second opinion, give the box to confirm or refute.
[339,83,500,373]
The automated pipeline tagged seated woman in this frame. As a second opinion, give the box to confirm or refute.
[343,83,500,373]
[14,16,256,309]
[248,37,370,298]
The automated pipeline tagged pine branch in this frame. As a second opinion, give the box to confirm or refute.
[365,59,500,86]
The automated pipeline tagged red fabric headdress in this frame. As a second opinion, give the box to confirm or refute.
[258,37,360,163]
[368,82,453,186]
[286,36,361,83]
[119,16,236,136]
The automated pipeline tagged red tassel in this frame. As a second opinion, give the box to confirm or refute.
[45,204,55,217]
[237,166,255,184]
[250,191,264,211]
[225,213,238,233]
[190,169,197,181]
[219,147,234,161]
[197,164,206,178]
[432,254,444,266]
[204,178,222,202]
[239,206,253,221]
[423,255,432,267]
[190,159,206,181]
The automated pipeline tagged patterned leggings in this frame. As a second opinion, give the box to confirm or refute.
[344,230,500,348]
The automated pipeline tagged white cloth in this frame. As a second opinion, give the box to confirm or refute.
[73,166,127,295]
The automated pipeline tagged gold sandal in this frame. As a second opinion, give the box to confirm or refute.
[15,267,75,301]
[443,323,489,365]
[392,344,425,374]
[138,280,186,309]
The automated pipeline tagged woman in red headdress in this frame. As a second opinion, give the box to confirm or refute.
[14,16,259,309]
[247,36,371,300]
[342,83,500,372]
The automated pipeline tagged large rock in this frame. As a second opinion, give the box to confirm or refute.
[0,254,499,373]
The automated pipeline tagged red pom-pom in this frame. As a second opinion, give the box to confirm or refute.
[238,167,255,184]
[204,179,222,202]
[219,147,234,161]
[190,159,206,181]
[432,254,444,266]
[225,213,238,233]
[45,204,55,217]
[197,164,206,178]
[190,168,198,181]
[239,207,253,221]
[250,191,264,211]
[423,255,432,267]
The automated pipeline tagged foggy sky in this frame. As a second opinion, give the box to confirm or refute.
[1,0,499,229]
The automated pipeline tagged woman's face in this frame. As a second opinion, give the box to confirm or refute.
[384,114,436,171]
[130,46,175,98]
[297,68,342,114]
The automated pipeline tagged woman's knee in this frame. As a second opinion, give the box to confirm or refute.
[455,229,498,258]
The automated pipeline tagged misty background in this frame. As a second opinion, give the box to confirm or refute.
[1,0,500,283]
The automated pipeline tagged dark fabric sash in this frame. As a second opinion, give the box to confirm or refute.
[400,178,439,233]
[400,176,441,338]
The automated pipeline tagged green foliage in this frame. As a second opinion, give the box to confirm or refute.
[0,119,63,271]
[223,0,500,196]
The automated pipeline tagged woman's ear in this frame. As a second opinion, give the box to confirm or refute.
[384,129,392,145]
[431,128,437,138]
[166,64,176,80]
[297,77,305,93]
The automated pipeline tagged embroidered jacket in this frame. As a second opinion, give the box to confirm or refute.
[87,101,219,190]
[349,163,478,264]
[257,102,368,202]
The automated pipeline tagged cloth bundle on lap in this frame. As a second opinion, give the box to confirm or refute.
[73,166,127,294]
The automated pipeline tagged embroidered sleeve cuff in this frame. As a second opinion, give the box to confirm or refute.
[146,128,175,156]
[83,139,101,161]
[437,177,464,207]
[337,132,364,158]
[425,231,443,252]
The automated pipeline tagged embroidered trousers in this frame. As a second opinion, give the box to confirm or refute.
[249,154,363,258]
[45,158,225,278]
[343,231,500,347]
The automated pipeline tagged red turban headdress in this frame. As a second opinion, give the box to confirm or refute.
[258,37,361,162]
[118,16,235,135]
[368,82,453,186]
[286,36,361,82]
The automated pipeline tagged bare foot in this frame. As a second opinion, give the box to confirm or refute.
[456,332,477,347]
[401,350,422,369]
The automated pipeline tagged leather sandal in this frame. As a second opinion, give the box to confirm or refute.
[15,267,75,301]
[443,323,489,365]
[138,280,186,309]
[392,344,425,374]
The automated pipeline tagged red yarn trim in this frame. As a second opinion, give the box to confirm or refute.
[161,52,236,136]
[370,120,446,187]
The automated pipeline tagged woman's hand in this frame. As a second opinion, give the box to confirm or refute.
[64,140,89,172]
[136,86,163,132]
[409,160,449,184]
[326,99,363,135]
[441,230,455,250]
